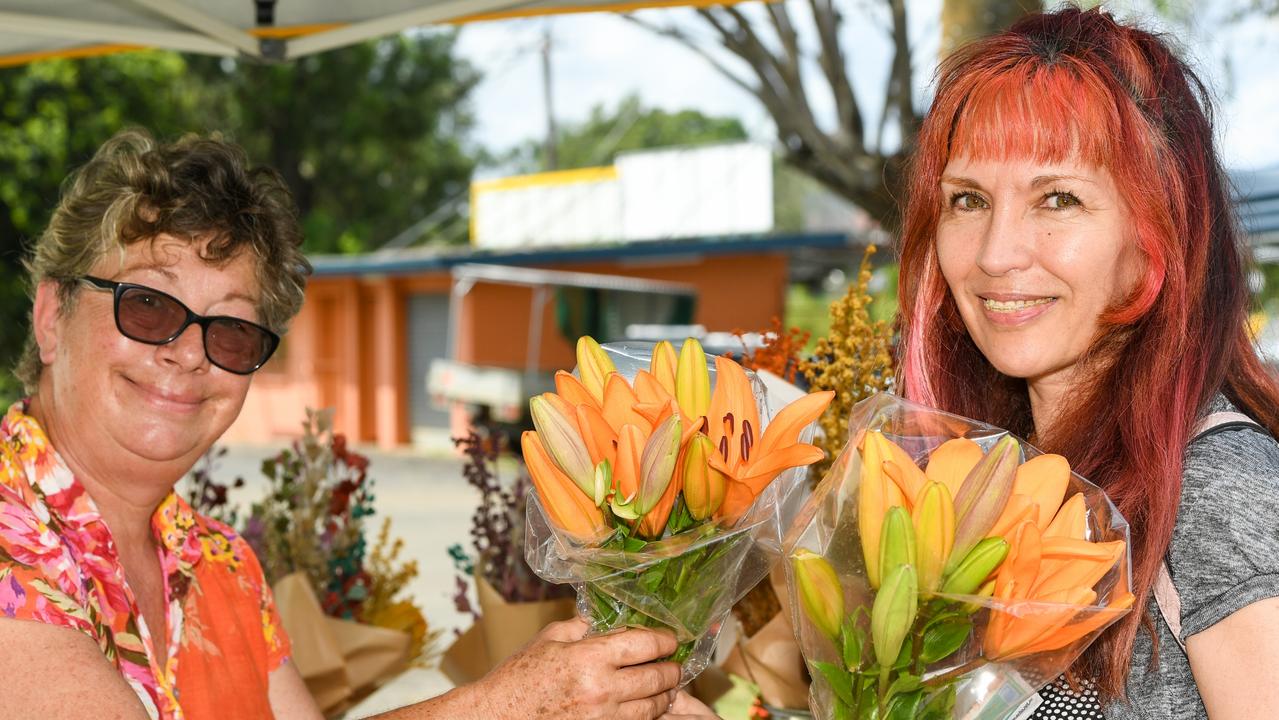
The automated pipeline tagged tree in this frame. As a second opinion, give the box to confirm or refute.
[0,52,206,401]
[630,0,1039,228]
[186,32,480,253]
[0,34,482,394]
[500,93,748,174]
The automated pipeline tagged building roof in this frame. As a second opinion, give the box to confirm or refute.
[308,231,856,277]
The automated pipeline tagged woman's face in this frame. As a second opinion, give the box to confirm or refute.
[935,155,1143,388]
[39,234,260,468]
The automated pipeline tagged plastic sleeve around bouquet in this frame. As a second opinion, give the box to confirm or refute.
[524,342,815,682]
[783,393,1133,719]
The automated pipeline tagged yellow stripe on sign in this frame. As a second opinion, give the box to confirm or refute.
[471,166,619,193]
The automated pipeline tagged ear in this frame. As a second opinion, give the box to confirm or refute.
[32,280,64,365]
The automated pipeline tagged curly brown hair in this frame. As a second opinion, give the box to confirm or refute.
[16,128,311,392]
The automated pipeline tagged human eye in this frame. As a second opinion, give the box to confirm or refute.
[948,191,989,212]
[1042,189,1082,210]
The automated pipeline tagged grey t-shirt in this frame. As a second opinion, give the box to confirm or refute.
[1105,401,1279,718]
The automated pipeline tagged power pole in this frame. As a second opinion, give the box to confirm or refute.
[541,24,558,171]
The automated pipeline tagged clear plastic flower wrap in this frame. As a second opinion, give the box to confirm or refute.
[523,338,833,681]
[784,393,1134,719]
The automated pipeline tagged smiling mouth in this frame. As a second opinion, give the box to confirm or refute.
[980,297,1056,313]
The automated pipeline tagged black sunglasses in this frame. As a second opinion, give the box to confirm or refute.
[79,276,280,375]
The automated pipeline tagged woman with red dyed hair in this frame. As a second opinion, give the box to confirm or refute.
[897,6,1279,718]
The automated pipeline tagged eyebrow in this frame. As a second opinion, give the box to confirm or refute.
[1030,174,1096,187]
[118,264,260,306]
[940,174,1097,190]
[940,175,984,190]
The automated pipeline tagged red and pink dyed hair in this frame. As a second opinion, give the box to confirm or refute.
[897,6,1279,698]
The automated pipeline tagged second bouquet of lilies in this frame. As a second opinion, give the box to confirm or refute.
[523,337,834,678]
[785,394,1134,719]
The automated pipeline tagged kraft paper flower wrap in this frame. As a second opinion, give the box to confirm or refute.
[784,394,1135,719]
[524,338,834,682]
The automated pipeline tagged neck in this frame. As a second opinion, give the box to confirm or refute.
[1026,368,1076,440]
[27,394,176,549]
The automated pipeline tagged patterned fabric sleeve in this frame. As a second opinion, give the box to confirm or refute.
[0,483,96,637]
[237,536,292,670]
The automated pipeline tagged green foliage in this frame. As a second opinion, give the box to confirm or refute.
[185,32,480,252]
[502,93,748,172]
[0,36,480,389]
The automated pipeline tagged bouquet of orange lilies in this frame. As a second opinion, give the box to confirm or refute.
[523,337,834,678]
[785,394,1133,719]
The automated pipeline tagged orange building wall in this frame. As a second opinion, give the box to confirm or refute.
[222,252,788,448]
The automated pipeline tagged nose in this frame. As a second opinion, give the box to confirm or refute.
[975,204,1034,277]
[154,322,208,371]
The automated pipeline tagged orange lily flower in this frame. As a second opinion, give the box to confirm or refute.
[521,430,607,540]
[707,357,833,522]
[984,512,1133,660]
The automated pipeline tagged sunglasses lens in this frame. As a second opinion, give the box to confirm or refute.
[117,286,187,342]
[207,318,273,373]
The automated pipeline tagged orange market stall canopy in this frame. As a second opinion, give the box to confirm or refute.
[0,0,724,66]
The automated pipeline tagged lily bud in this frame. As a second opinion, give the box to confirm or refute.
[793,550,845,642]
[948,436,1019,574]
[636,413,682,515]
[529,395,596,499]
[912,481,955,593]
[576,336,616,404]
[871,563,918,669]
[521,431,605,539]
[683,434,727,520]
[858,431,907,588]
[650,340,678,397]
[675,338,711,423]
[878,506,917,585]
[940,537,1009,596]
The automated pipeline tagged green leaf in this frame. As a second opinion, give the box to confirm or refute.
[812,660,856,707]
[884,689,924,720]
[884,672,921,698]
[919,685,958,719]
[920,618,973,664]
[832,698,855,720]
[841,614,865,671]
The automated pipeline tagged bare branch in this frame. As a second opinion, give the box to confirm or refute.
[809,0,863,150]
[887,0,918,152]
[620,14,756,95]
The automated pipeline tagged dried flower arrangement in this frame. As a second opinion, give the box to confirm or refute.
[189,409,435,662]
[448,420,571,619]
[729,245,896,641]
[799,245,897,475]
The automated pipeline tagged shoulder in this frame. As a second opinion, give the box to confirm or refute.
[189,512,269,580]
[1170,422,1279,637]
[0,471,93,634]
[1181,420,1279,511]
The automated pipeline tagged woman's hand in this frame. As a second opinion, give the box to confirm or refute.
[660,691,721,719]
[468,617,683,720]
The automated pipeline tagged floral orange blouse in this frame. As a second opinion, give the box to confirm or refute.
[0,401,291,719]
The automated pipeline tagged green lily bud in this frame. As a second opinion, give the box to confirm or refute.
[948,436,1019,574]
[683,434,727,520]
[913,481,956,593]
[879,506,917,583]
[871,563,918,669]
[635,413,682,515]
[940,537,1009,596]
[576,336,616,404]
[793,550,845,641]
[675,338,711,423]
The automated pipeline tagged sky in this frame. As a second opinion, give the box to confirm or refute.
[451,0,1279,173]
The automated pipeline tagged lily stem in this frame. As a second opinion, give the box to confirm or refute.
[923,657,988,689]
